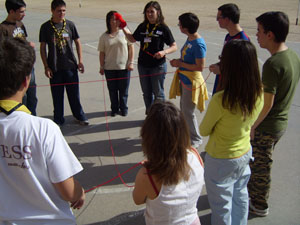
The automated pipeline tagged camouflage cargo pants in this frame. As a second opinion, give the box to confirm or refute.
[248,130,284,210]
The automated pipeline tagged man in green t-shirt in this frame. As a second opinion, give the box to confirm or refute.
[248,11,300,217]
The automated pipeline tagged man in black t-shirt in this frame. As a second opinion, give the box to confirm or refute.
[39,0,88,126]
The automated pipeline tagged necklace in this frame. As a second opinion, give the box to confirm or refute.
[50,18,67,53]
[143,23,159,51]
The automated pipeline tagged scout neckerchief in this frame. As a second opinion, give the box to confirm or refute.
[50,18,67,53]
[0,100,31,115]
[143,23,159,51]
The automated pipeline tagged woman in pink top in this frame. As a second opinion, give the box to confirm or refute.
[133,101,204,225]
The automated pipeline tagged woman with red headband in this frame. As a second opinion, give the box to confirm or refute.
[98,11,134,117]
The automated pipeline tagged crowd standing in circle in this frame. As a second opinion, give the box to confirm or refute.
[0,0,300,224]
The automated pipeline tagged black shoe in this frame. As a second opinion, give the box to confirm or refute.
[111,111,117,117]
[121,111,128,116]
[54,120,65,127]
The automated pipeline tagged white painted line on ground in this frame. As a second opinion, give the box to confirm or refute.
[87,186,134,195]
[205,41,223,47]
[84,43,97,49]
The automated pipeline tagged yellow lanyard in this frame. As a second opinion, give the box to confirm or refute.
[50,18,67,53]
[143,23,159,51]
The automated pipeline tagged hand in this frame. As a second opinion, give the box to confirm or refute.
[45,67,53,79]
[140,159,147,165]
[170,59,181,68]
[114,12,127,29]
[127,63,134,71]
[70,188,85,210]
[209,63,220,74]
[100,67,104,75]
[29,41,35,48]
[153,50,165,59]
[78,62,84,73]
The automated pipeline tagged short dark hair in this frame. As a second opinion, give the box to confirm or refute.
[256,11,289,43]
[218,3,240,24]
[5,0,26,13]
[51,0,66,11]
[141,101,191,185]
[143,1,165,25]
[179,12,199,34]
[105,10,117,34]
[0,37,35,99]
[220,40,262,119]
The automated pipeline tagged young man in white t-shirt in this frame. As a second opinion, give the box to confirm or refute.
[0,37,85,224]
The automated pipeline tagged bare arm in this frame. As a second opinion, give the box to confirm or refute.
[250,92,274,139]
[170,57,206,71]
[53,176,85,209]
[40,42,53,78]
[74,38,84,73]
[99,51,105,75]
[132,168,148,205]
[153,42,177,59]
[165,42,177,54]
[127,44,134,71]
[122,27,136,43]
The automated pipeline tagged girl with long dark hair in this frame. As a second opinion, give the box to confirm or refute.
[200,40,263,225]
[133,101,204,225]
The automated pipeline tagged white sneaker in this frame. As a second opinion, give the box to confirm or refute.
[77,119,89,126]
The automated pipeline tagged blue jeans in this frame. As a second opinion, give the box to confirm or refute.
[104,69,130,113]
[138,63,166,113]
[22,68,38,116]
[50,69,86,125]
[204,150,252,225]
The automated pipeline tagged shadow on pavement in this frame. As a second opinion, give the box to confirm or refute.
[76,162,142,189]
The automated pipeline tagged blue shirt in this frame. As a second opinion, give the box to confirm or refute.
[179,37,206,85]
